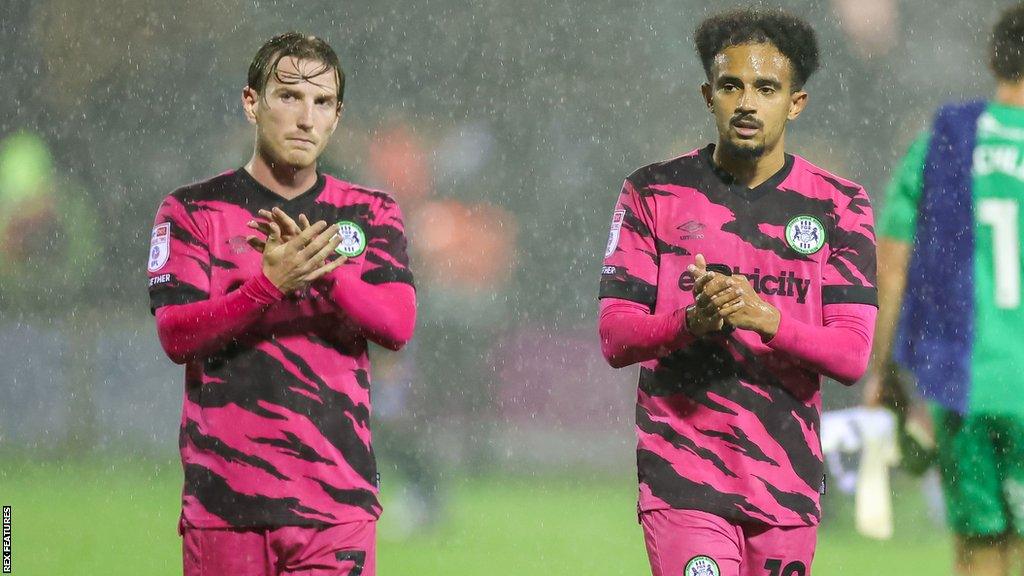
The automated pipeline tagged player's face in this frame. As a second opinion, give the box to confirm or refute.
[701,42,807,161]
[243,56,341,170]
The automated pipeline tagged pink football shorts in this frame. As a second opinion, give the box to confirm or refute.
[182,519,375,576]
[641,508,816,576]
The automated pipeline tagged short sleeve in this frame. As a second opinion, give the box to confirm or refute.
[598,178,659,308]
[822,185,878,307]
[361,196,415,287]
[147,195,211,313]
[877,133,928,243]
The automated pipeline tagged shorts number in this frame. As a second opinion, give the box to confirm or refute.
[978,198,1021,309]
[335,550,366,576]
[764,558,806,576]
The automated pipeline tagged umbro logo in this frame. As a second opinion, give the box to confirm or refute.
[228,235,250,254]
[678,220,705,239]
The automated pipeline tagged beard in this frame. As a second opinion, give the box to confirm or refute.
[719,136,765,161]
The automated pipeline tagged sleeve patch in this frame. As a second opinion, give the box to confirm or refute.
[605,209,626,257]
[148,223,171,272]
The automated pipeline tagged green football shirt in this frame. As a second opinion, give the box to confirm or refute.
[880,102,1024,417]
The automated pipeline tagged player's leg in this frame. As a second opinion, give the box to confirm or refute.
[994,413,1024,576]
[955,535,1008,576]
[373,347,444,534]
[739,523,815,576]
[1006,537,1024,576]
[640,508,743,576]
[932,406,1009,576]
[182,525,271,576]
[272,520,376,576]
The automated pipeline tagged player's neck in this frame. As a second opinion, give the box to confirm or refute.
[712,141,786,189]
[994,80,1024,108]
[244,153,319,200]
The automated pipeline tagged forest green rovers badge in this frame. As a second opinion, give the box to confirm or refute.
[334,220,366,257]
[785,215,826,255]
[684,555,720,576]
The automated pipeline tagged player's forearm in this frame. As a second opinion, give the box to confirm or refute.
[765,303,878,385]
[598,298,693,368]
[868,238,911,374]
[155,273,283,364]
[319,266,416,351]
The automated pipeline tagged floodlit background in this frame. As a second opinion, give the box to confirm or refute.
[0,0,1000,573]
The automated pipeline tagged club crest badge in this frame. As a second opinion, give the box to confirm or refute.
[786,215,826,255]
[684,555,720,576]
[148,222,171,272]
[335,220,366,258]
[605,209,626,257]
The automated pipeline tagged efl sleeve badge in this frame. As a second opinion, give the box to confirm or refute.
[605,209,626,258]
[148,223,171,272]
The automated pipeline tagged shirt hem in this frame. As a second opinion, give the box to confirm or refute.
[637,499,820,528]
[180,509,380,531]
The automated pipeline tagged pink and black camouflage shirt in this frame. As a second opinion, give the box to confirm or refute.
[148,168,413,529]
[600,145,877,526]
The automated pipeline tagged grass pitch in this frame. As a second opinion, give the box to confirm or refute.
[1,458,951,575]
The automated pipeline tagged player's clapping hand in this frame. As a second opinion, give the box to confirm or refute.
[247,207,347,270]
[246,207,312,250]
[259,219,345,293]
[693,256,780,339]
[685,254,725,337]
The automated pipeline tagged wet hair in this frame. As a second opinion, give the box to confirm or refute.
[991,4,1024,82]
[247,32,345,105]
[694,9,820,90]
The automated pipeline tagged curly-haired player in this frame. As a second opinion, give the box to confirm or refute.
[598,9,876,576]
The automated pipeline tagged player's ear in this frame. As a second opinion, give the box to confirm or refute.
[242,86,259,125]
[788,90,808,121]
[701,82,713,111]
[329,102,343,134]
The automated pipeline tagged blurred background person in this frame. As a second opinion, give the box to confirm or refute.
[0,130,101,453]
[0,131,99,315]
[364,116,517,482]
[866,4,1024,575]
